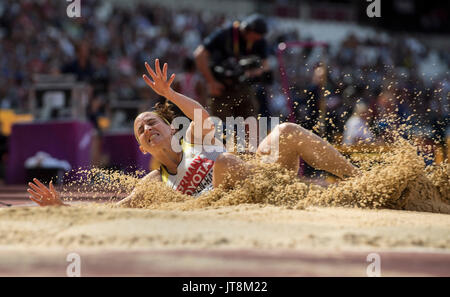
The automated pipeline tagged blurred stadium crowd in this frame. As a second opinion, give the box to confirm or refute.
[0,0,448,149]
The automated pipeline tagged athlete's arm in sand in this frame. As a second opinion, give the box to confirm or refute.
[28,170,162,207]
[143,59,215,143]
[115,169,161,207]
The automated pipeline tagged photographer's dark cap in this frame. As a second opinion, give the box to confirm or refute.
[241,14,268,35]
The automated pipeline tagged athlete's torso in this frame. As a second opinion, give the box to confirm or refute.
[160,139,224,197]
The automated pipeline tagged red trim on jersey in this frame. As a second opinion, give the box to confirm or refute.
[176,156,214,195]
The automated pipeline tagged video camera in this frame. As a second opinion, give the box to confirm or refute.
[212,55,272,89]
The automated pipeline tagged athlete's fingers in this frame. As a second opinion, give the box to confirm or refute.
[163,63,168,81]
[33,178,51,195]
[29,196,43,206]
[145,62,157,81]
[28,182,46,195]
[27,188,42,200]
[143,74,155,88]
[155,59,163,77]
[49,181,57,197]
[167,73,176,87]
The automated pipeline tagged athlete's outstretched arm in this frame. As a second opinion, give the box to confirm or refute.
[142,59,214,139]
[115,170,161,207]
[28,171,161,208]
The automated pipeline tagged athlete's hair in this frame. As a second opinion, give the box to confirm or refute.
[152,101,176,125]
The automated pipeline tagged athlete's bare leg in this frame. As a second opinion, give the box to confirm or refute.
[212,123,358,190]
[256,123,358,179]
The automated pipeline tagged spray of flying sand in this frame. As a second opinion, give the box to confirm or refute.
[58,112,450,214]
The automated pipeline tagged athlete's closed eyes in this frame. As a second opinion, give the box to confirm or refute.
[138,119,158,135]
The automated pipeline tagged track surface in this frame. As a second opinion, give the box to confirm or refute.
[0,248,449,276]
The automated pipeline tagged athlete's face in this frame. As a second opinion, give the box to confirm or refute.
[134,112,172,154]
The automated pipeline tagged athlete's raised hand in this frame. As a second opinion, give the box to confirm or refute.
[143,59,176,98]
[27,178,66,207]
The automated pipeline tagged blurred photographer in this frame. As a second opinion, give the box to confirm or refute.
[194,14,271,121]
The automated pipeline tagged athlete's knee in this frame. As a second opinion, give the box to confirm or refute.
[278,122,298,132]
[277,122,304,138]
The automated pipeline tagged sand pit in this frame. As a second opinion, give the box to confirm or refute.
[1,204,449,251]
[1,134,449,276]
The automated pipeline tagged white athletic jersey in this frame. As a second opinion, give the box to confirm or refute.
[160,139,224,197]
